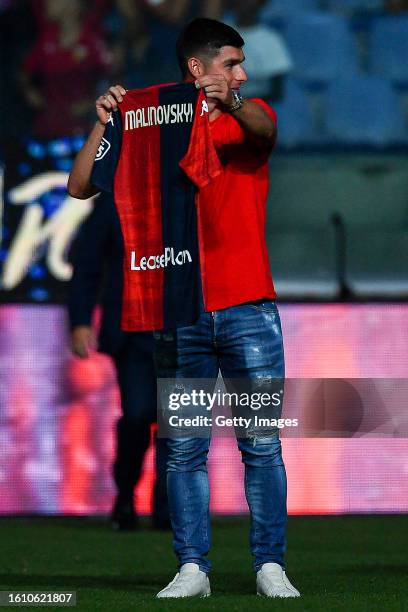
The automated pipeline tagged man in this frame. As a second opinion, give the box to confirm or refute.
[68,192,168,530]
[68,17,300,599]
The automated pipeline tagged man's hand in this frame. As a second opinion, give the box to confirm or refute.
[195,75,233,109]
[68,83,127,199]
[95,84,127,125]
[71,326,98,359]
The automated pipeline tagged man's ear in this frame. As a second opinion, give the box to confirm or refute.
[187,57,205,78]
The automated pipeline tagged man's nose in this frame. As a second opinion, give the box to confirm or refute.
[238,66,248,82]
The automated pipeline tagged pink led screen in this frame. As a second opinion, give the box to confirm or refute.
[0,303,408,515]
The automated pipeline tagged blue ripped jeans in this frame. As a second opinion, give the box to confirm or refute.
[154,299,287,574]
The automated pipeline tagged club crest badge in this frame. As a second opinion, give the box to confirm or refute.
[95,138,111,161]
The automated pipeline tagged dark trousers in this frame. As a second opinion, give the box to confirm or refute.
[112,332,168,522]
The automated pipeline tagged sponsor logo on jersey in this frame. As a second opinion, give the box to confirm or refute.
[200,100,209,116]
[130,247,192,270]
[95,137,111,161]
[125,103,194,130]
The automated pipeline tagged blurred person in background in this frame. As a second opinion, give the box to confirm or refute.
[102,0,150,88]
[228,0,292,101]
[21,0,113,138]
[141,0,225,84]
[68,193,169,531]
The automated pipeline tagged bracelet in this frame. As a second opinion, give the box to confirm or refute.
[227,91,244,113]
[229,100,243,113]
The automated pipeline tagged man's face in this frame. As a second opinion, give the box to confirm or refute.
[202,46,248,90]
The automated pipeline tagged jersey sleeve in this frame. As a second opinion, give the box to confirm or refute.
[90,111,123,194]
[179,90,222,189]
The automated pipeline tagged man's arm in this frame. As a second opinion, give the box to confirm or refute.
[68,194,112,357]
[67,121,107,200]
[226,99,277,149]
[67,85,127,199]
[195,75,276,149]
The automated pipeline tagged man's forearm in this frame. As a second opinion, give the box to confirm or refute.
[67,121,106,199]
[230,100,277,148]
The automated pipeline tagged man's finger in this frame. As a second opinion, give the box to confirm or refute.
[96,98,112,112]
[111,84,127,97]
[203,90,225,99]
[108,86,124,103]
[197,74,225,82]
[195,75,225,87]
[203,85,224,94]
[104,94,118,108]
[96,95,108,107]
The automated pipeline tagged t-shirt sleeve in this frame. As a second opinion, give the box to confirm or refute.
[251,98,278,126]
[211,98,277,148]
[90,111,123,193]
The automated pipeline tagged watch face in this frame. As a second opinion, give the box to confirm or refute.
[233,90,243,103]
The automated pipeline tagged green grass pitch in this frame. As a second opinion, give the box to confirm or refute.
[0,515,407,611]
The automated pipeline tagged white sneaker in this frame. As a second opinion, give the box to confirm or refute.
[156,563,211,598]
[257,562,300,598]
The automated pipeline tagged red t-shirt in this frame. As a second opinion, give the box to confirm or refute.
[195,98,277,311]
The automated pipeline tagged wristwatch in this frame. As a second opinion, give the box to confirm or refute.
[228,90,244,113]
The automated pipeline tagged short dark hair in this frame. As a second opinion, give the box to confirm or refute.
[176,18,244,78]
